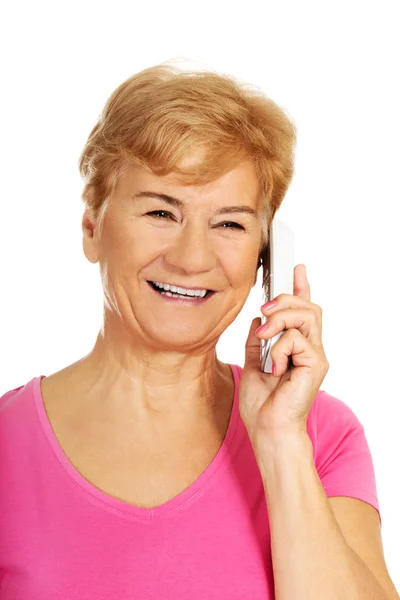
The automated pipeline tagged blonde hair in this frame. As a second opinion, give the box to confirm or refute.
[78,62,297,254]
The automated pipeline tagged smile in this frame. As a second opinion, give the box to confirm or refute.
[147,281,215,304]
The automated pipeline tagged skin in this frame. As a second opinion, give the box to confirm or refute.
[45,155,265,439]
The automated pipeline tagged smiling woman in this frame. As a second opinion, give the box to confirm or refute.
[2,61,396,600]
[78,155,266,357]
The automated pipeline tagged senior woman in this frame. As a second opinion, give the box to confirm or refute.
[0,64,398,600]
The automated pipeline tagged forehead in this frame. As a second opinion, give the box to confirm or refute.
[118,159,260,207]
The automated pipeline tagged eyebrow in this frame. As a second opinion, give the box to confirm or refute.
[132,191,258,217]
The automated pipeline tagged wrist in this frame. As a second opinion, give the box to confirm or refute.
[253,429,314,466]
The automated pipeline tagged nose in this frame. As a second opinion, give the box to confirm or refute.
[163,222,217,275]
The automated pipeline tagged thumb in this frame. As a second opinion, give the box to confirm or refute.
[244,316,262,371]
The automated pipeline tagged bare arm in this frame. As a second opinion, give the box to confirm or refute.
[256,432,399,600]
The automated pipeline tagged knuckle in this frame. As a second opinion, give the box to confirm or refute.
[318,352,330,371]
[314,304,323,317]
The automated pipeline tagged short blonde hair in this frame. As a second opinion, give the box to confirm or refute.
[78,62,297,253]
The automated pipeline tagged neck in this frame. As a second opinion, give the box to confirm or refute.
[59,333,233,426]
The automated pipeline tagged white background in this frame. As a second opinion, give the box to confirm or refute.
[1,0,399,592]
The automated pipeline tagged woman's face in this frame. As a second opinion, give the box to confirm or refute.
[82,157,264,352]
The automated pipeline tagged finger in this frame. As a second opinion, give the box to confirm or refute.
[244,317,264,372]
[257,308,323,347]
[262,293,321,319]
[261,297,323,338]
[243,318,282,396]
[294,264,311,302]
[270,328,320,375]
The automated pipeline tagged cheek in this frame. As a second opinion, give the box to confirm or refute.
[230,252,259,279]
[104,223,142,257]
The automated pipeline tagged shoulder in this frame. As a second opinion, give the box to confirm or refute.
[0,380,31,415]
[307,389,360,439]
[306,388,371,470]
[0,378,38,468]
[307,389,376,481]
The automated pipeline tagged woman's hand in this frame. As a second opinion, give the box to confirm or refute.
[239,264,330,451]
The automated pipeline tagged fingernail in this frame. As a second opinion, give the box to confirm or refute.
[255,322,269,334]
[261,300,277,311]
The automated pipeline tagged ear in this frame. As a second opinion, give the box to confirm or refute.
[82,208,100,264]
[82,208,95,236]
[252,255,262,287]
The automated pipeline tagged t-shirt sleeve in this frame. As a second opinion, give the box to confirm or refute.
[311,390,381,525]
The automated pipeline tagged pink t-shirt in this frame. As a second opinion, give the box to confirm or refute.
[0,364,380,599]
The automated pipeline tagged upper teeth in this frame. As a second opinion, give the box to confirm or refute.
[153,281,208,297]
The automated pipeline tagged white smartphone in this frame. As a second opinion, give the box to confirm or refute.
[260,218,296,373]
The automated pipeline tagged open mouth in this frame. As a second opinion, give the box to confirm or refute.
[147,281,215,300]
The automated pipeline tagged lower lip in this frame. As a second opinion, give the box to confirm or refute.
[147,281,215,305]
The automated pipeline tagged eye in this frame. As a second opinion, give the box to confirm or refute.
[145,211,245,231]
[146,210,175,220]
[219,221,246,231]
